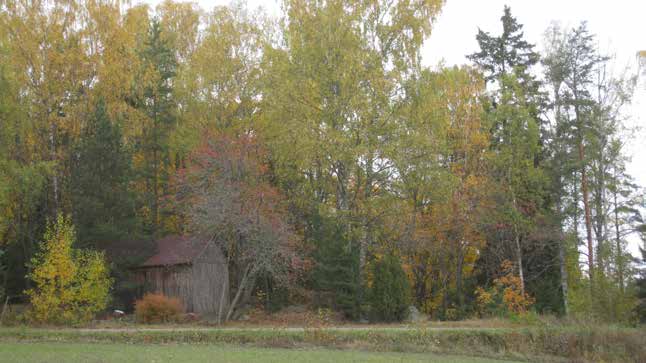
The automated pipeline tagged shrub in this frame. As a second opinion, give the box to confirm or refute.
[134,293,183,323]
[368,253,411,322]
[475,260,534,317]
[0,303,29,326]
[26,214,112,325]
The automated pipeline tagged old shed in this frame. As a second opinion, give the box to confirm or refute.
[133,235,228,314]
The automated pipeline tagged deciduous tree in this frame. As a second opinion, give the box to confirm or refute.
[176,133,299,323]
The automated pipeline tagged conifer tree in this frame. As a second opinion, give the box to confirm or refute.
[133,19,178,235]
[468,6,540,92]
[544,23,638,318]
[468,6,556,310]
[71,99,136,245]
[310,214,361,319]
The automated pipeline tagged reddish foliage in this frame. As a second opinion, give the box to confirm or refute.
[134,293,184,324]
[172,131,305,285]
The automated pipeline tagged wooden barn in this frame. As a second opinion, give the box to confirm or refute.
[132,235,228,314]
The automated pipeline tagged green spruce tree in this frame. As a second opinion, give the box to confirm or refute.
[469,6,559,313]
[71,98,137,245]
[311,214,361,320]
[134,19,178,235]
[368,253,411,322]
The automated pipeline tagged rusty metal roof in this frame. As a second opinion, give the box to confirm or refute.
[139,235,208,267]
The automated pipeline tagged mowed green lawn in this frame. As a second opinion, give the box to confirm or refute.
[1,342,518,363]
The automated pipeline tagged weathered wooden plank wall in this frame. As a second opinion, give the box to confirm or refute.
[136,265,194,311]
[192,242,228,314]
[134,242,229,314]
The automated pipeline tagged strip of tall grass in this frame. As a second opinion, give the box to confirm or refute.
[0,326,643,362]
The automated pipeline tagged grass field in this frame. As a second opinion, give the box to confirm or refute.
[1,325,643,362]
[1,342,519,363]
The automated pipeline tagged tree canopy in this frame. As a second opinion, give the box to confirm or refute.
[0,1,642,324]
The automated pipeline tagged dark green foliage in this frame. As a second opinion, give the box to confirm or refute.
[70,99,143,311]
[636,247,646,323]
[468,6,562,316]
[71,99,137,245]
[468,6,546,142]
[134,19,178,235]
[256,272,290,313]
[524,239,564,315]
[310,214,361,320]
[110,253,151,312]
[139,19,177,127]
[368,254,411,322]
[467,6,539,87]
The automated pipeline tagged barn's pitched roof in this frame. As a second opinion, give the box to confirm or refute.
[139,235,209,268]
[98,238,156,266]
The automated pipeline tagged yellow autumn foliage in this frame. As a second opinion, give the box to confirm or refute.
[26,215,112,325]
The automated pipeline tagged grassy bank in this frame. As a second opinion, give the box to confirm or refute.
[1,342,515,363]
[1,326,644,362]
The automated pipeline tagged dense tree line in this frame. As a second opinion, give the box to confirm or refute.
[0,0,643,323]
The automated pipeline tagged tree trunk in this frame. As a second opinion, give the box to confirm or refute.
[613,187,624,294]
[558,235,569,315]
[511,192,525,296]
[573,174,579,239]
[514,228,525,297]
[152,107,159,236]
[49,121,59,213]
[555,191,570,316]
[578,141,594,289]
[439,249,449,318]
[572,93,594,293]
[415,271,427,307]
[593,155,606,275]
[455,245,465,312]
[358,153,374,305]
[225,265,251,322]
[217,265,229,324]
[553,87,569,315]
[335,161,349,212]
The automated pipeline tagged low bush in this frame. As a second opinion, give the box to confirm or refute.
[475,260,534,318]
[134,293,184,323]
[367,254,411,322]
[0,304,28,326]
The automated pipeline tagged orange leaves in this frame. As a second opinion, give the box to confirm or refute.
[134,293,184,324]
[475,259,535,316]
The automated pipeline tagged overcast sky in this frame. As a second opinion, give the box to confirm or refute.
[143,0,646,254]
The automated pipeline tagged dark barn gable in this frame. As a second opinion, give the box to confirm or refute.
[133,235,228,314]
